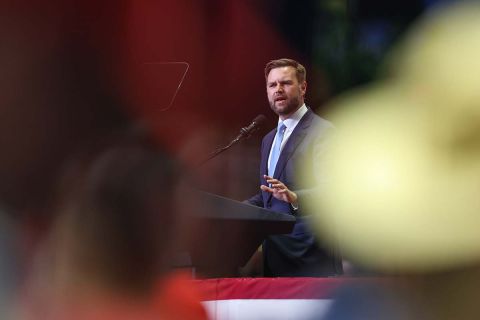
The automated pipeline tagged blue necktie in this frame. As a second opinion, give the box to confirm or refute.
[269,122,287,177]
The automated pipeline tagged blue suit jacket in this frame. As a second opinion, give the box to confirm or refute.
[248,109,342,277]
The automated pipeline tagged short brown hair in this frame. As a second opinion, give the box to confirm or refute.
[265,58,306,83]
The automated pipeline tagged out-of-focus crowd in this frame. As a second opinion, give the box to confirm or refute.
[3,1,480,320]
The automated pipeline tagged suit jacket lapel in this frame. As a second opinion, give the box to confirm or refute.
[272,109,314,179]
[261,130,276,204]
[261,129,275,176]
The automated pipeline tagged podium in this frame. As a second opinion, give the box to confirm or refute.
[179,192,295,278]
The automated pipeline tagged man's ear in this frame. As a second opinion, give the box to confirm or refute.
[301,81,307,97]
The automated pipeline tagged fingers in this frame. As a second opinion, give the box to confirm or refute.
[260,184,285,193]
[261,175,297,203]
[262,175,292,198]
[263,175,276,183]
[263,175,283,188]
[260,185,274,193]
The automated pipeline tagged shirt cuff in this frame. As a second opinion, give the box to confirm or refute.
[291,201,299,211]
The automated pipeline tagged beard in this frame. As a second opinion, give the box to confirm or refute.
[269,95,302,117]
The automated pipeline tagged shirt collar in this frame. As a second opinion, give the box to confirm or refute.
[279,103,308,129]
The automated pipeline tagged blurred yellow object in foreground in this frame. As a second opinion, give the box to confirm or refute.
[306,2,480,272]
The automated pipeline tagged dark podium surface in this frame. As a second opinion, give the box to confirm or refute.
[182,192,296,278]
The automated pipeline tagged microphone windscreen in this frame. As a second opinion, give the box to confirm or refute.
[253,114,267,126]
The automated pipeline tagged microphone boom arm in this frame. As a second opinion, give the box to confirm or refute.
[197,126,260,166]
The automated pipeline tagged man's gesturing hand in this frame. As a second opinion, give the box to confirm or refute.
[260,175,298,204]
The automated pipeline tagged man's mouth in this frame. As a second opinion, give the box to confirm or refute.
[274,96,287,103]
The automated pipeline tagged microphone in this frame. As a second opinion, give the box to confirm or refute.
[236,114,267,140]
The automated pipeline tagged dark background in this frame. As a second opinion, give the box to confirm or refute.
[3,0,449,201]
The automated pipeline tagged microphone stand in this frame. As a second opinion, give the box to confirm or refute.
[197,127,259,167]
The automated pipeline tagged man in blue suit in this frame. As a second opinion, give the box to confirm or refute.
[246,58,342,277]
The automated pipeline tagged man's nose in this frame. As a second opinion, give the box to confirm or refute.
[275,84,284,92]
